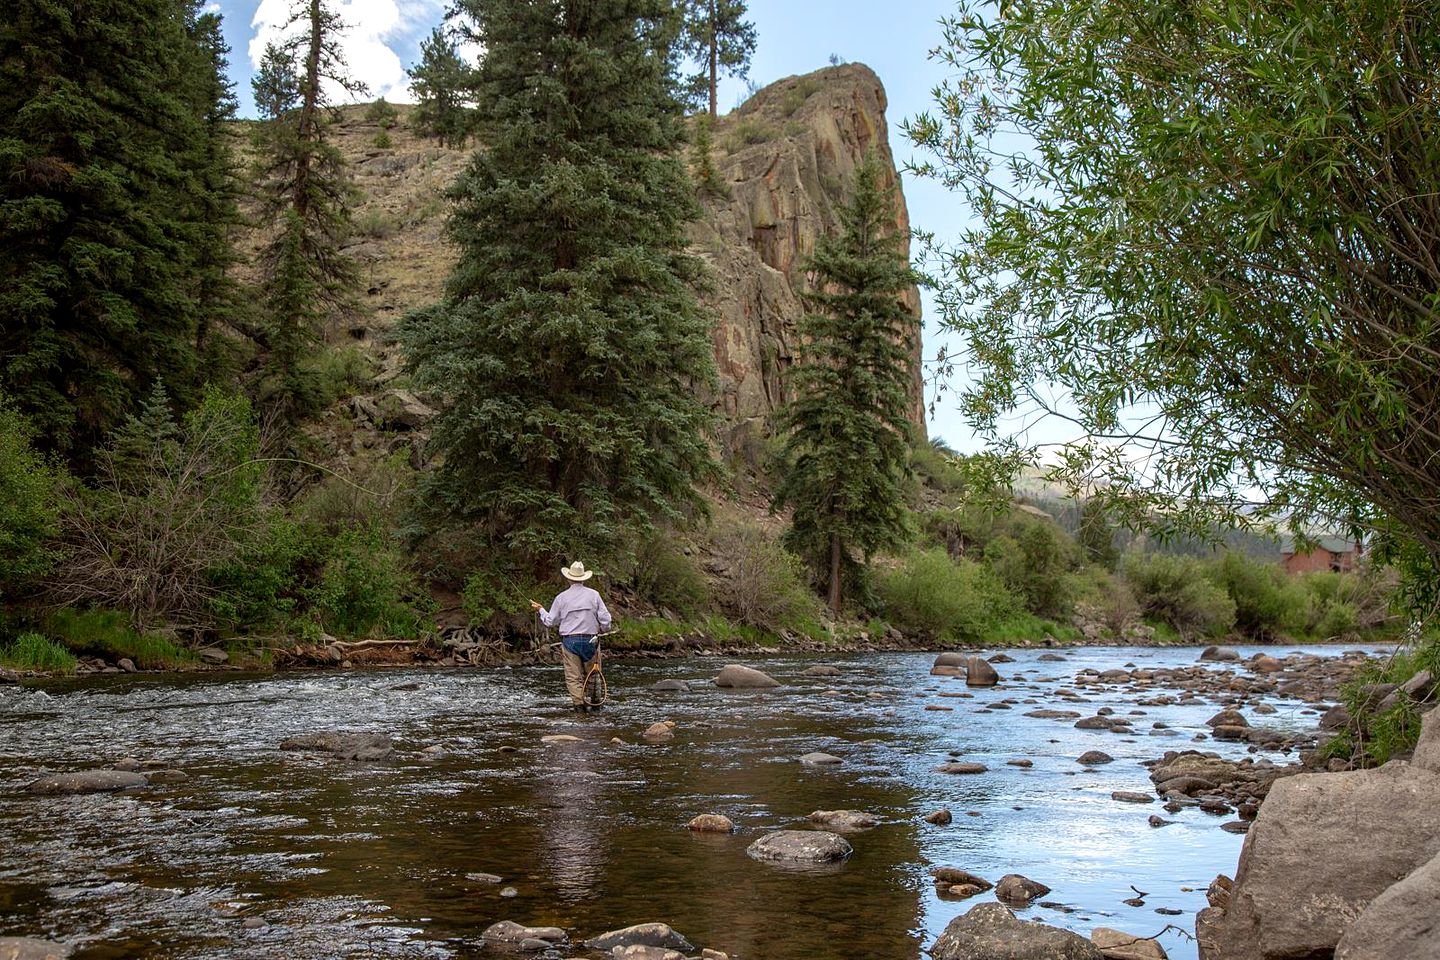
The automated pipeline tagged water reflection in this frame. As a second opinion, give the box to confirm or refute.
[0,645,1379,959]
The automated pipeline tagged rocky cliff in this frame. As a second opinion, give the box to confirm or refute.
[243,63,924,457]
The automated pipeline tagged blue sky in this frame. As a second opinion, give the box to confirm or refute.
[213,0,983,447]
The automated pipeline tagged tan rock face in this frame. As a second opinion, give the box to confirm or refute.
[241,65,923,459]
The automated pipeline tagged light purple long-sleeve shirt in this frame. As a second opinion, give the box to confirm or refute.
[539,582,612,637]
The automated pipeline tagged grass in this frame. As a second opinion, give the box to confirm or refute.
[0,633,77,675]
[981,614,1083,647]
[47,608,197,670]
[609,615,787,650]
[1321,633,1440,765]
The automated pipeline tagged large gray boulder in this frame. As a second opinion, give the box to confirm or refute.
[1334,848,1440,960]
[1091,928,1168,960]
[746,830,852,863]
[1196,755,1440,960]
[0,938,71,960]
[26,770,148,795]
[586,923,693,953]
[481,921,567,945]
[931,903,1102,960]
[713,664,780,688]
[279,732,393,761]
[1411,705,1440,773]
[966,656,1000,687]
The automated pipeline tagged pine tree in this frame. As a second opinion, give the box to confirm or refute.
[408,27,472,147]
[774,152,922,616]
[399,0,719,565]
[679,0,757,118]
[0,0,210,459]
[249,0,367,421]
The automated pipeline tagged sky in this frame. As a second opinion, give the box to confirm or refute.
[212,0,998,449]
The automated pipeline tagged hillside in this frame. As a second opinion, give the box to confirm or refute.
[234,63,924,467]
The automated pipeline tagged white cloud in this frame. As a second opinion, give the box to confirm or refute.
[249,0,445,104]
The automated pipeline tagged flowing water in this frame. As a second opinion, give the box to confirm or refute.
[0,646,1366,959]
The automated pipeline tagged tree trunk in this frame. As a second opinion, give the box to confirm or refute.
[707,0,718,118]
[828,532,842,617]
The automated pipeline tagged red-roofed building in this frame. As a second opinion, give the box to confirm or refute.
[1281,537,1363,575]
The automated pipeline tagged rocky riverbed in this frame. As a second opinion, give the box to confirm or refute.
[0,645,1396,959]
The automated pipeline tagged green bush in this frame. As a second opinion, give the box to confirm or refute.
[1071,566,1141,637]
[462,562,544,627]
[311,524,434,638]
[1123,552,1236,640]
[0,632,77,674]
[207,516,320,630]
[724,117,776,151]
[1204,551,1307,640]
[710,520,824,633]
[621,532,709,616]
[1298,569,1398,640]
[910,443,966,496]
[1322,634,1440,765]
[364,97,398,129]
[984,517,1081,619]
[0,401,63,601]
[877,548,1019,642]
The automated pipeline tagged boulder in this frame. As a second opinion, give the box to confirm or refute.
[966,657,1001,687]
[687,814,735,833]
[1400,669,1434,701]
[925,808,953,825]
[930,867,993,891]
[995,873,1052,904]
[1411,707,1440,774]
[1319,703,1351,730]
[746,830,852,863]
[0,938,71,960]
[934,652,967,667]
[1026,709,1081,719]
[117,658,137,673]
[587,923,694,953]
[1206,709,1248,728]
[798,752,843,766]
[481,921,567,945]
[1250,655,1283,674]
[1196,760,1440,960]
[988,653,1016,663]
[1111,792,1153,804]
[642,723,675,741]
[279,732,393,761]
[1075,716,1115,729]
[26,770,148,795]
[807,809,878,831]
[713,664,780,688]
[933,762,988,774]
[1334,848,1440,960]
[1199,646,1240,662]
[198,648,228,664]
[1078,750,1114,765]
[611,948,684,960]
[652,679,690,692]
[931,902,1102,960]
[1091,928,1168,960]
[803,665,842,677]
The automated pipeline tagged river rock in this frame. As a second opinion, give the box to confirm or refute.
[808,809,878,830]
[713,664,780,688]
[1112,792,1153,804]
[1026,709,1081,719]
[1411,707,1440,773]
[1400,669,1434,701]
[587,922,694,953]
[1318,703,1351,730]
[995,873,1052,904]
[934,652,967,667]
[541,734,583,744]
[966,657,1000,687]
[687,814,735,833]
[1195,746,1440,960]
[1333,847,1440,960]
[799,751,843,765]
[934,762,987,774]
[143,769,188,785]
[925,808,953,825]
[642,723,675,740]
[279,732,393,761]
[466,872,503,883]
[198,647,228,664]
[931,902,1102,960]
[1199,646,1240,662]
[1091,927,1168,960]
[652,679,690,692]
[612,948,684,960]
[931,867,993,890]
[481,921,567,945]
[0,939,70,960]
[1250,655,1283,674]
[1075,716,1115,729]
[803,665,842,676]
[117,658,137,672]
[26,770,148,795]
[1007,759,1033,768]
[746,830,852,863]
[1078,750,1114,765]
[1206,709,1248,728]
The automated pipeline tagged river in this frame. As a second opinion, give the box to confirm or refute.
[0,645,1366,959]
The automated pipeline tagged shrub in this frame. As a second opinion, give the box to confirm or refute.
[462,562,544,627]
[45,609,195,669]
[207,516,321,631]
[709,520,824,632]
[1298,569,1398,639]
[984,517,1081,619]
[352,208,398,240]
[0,632,76,674]
[310,524,434,638]
[1204,551,1307,640]
[1071,566,1141,637]
[877,548,1019,642]
[0,401,63,601]
[1123,552,1236,640]
[724,117,776,152]
[621,532,709,616]
[910,443,966,496]
[364,97,398,129]
[1322,633,1440,765]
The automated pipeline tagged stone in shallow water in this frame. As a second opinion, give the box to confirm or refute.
[1090,927,1168,959]
[995,873,1052,904]
[1078,750,1114,765]
[931,902,1100,960]
[799,752,842,765]
[652,679,690,692]
[713,664,779,688]
[1112,791,1154,804]
[808,809,878,831]
[482,921,564,945]
[803,665,842,676]
[278,732,393,761]
[687,814,734,833]
[0,938,71,960]
[586,923,694,953]
[746,830,852,863]
[25,770,148,795]
[934,762,987,774]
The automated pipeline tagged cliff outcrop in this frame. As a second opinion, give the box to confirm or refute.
[241,63,923,457]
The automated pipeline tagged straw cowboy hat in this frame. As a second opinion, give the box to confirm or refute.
[561,560,594,582]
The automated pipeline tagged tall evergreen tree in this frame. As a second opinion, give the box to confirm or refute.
[250,0,366,420]
[0,0,212,459]
[679,0,757,118]
[774,153,922,616]
[408,27,473,147]
[399,0,718,564]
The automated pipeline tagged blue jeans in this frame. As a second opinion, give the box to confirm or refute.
[562,634,597,662]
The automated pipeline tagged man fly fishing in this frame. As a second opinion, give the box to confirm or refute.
[531,561,612,711]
